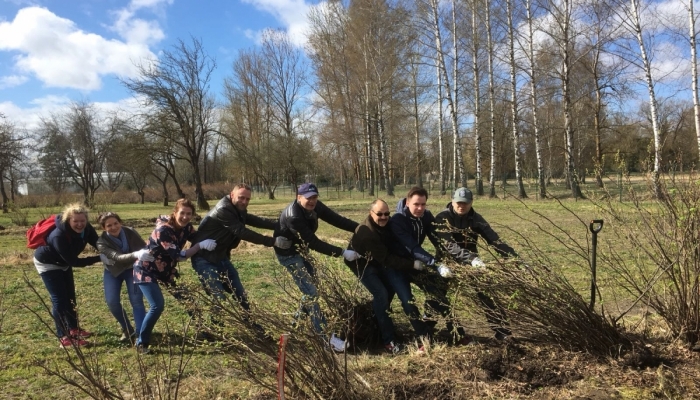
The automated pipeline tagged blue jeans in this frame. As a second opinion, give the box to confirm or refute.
[276,254,326,335]
[356,265,396,345]
[191,256,249,310]
[137,282,165,347]
[103,268,145,335]
[406,269,464,338]
[383,268,430,337]
[40,268,78,338]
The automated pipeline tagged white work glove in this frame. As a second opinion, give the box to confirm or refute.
[343,249,360,261]
[198,239,217,251]
[100,254,115,266]
[413,260,426,271]
[132,249,154,262]
[471,257,486,268]
[274,236,293,249]
[437,264,453,278]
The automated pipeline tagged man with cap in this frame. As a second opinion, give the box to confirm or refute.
[434,187,518,340]
[390,186,471,346]
[275,182,360,352]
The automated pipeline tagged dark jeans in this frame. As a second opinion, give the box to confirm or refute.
[355,265,396,345]
[383,268,431,337]
[406,269,465,338]
[40,268,78,338]
[191,256,249,310]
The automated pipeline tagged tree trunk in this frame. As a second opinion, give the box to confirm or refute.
[689,0,700,165]
[507,0,527,199]
[527,0,546,199]
[486,0,497,198]
[0,177,8,213]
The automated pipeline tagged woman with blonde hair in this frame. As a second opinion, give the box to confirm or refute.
[96,212,153,342]
[133,199,216,354]
[33,203,101,348]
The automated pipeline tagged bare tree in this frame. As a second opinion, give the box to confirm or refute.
[485,0,498,198]
[525,0,546,199]
[123,37,216,210]
[38,102,109,207]
[506,0,527,198]
[0,116,26,212]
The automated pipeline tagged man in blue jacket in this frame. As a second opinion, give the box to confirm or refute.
[275,182,360,352]
[390,186,471,345]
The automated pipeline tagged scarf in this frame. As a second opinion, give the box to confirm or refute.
[107,228,129,253]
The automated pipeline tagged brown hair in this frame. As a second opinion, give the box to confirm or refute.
[98,212,123,228]
[406,186,428,200]
[169,198,196,226]
[61,203,90,225]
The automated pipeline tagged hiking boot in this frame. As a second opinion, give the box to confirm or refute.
[384,341,401,355]
[69,328,92,338]
[329,333,348,353]
[60,336,89,348]
[455,334,475,346]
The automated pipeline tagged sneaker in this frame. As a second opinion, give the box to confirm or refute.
[329,333,348,353]
[69,328,92,338]
[136,344,150,354]
[415,344,426,355]
[384,341,401,355]
[60,336,89,348]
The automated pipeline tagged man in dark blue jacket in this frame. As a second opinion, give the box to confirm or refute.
[275,182,359,352]
[390,186,470,345]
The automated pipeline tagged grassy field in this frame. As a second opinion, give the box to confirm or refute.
[0,179,697,399]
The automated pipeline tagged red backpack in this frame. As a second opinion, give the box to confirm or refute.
[26,215,57,249]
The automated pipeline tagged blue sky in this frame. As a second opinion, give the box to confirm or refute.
[0,0,319,128]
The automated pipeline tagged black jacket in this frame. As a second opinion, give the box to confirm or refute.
[275,200,358,257]
[434,202,517,264]
[96,227,147,277]
[389,198,441,265]
[34,215,100,267]
[345,215,413,274]
[191,195,277,263]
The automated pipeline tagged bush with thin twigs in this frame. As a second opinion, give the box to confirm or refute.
[189,248,375,400]
[592,173,700,346]
[22,272,197,400]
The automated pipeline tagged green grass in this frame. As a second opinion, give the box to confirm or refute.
[0,177,681,399]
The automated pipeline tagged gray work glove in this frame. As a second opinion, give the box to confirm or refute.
[198,239,217,251]
[471,257,486,268]
[413,260,427,271]
[100,254,115,266]
[343,249,360,261]
[274,236,293,249]
[132,248,154,262]
[437,264,453,278]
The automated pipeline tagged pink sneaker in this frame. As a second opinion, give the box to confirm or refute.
[69,328,93,338]
[60,336,90,348]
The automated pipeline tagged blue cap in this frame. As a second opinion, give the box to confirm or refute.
[297,183,319,198]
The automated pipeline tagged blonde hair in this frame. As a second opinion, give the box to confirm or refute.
[61,203,90,225]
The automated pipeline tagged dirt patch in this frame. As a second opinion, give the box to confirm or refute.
[479,342,582,389]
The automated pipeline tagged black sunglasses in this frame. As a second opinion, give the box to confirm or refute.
[372,210,391,217]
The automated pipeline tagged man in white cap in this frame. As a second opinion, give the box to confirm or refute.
[434,187,518,340]
[274,182,359,352]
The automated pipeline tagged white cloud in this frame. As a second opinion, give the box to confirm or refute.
[242,0,314,46]
[109,0,172,44]
[0,95,147,130]
[0,7,161,90]
[0,74,28,88]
